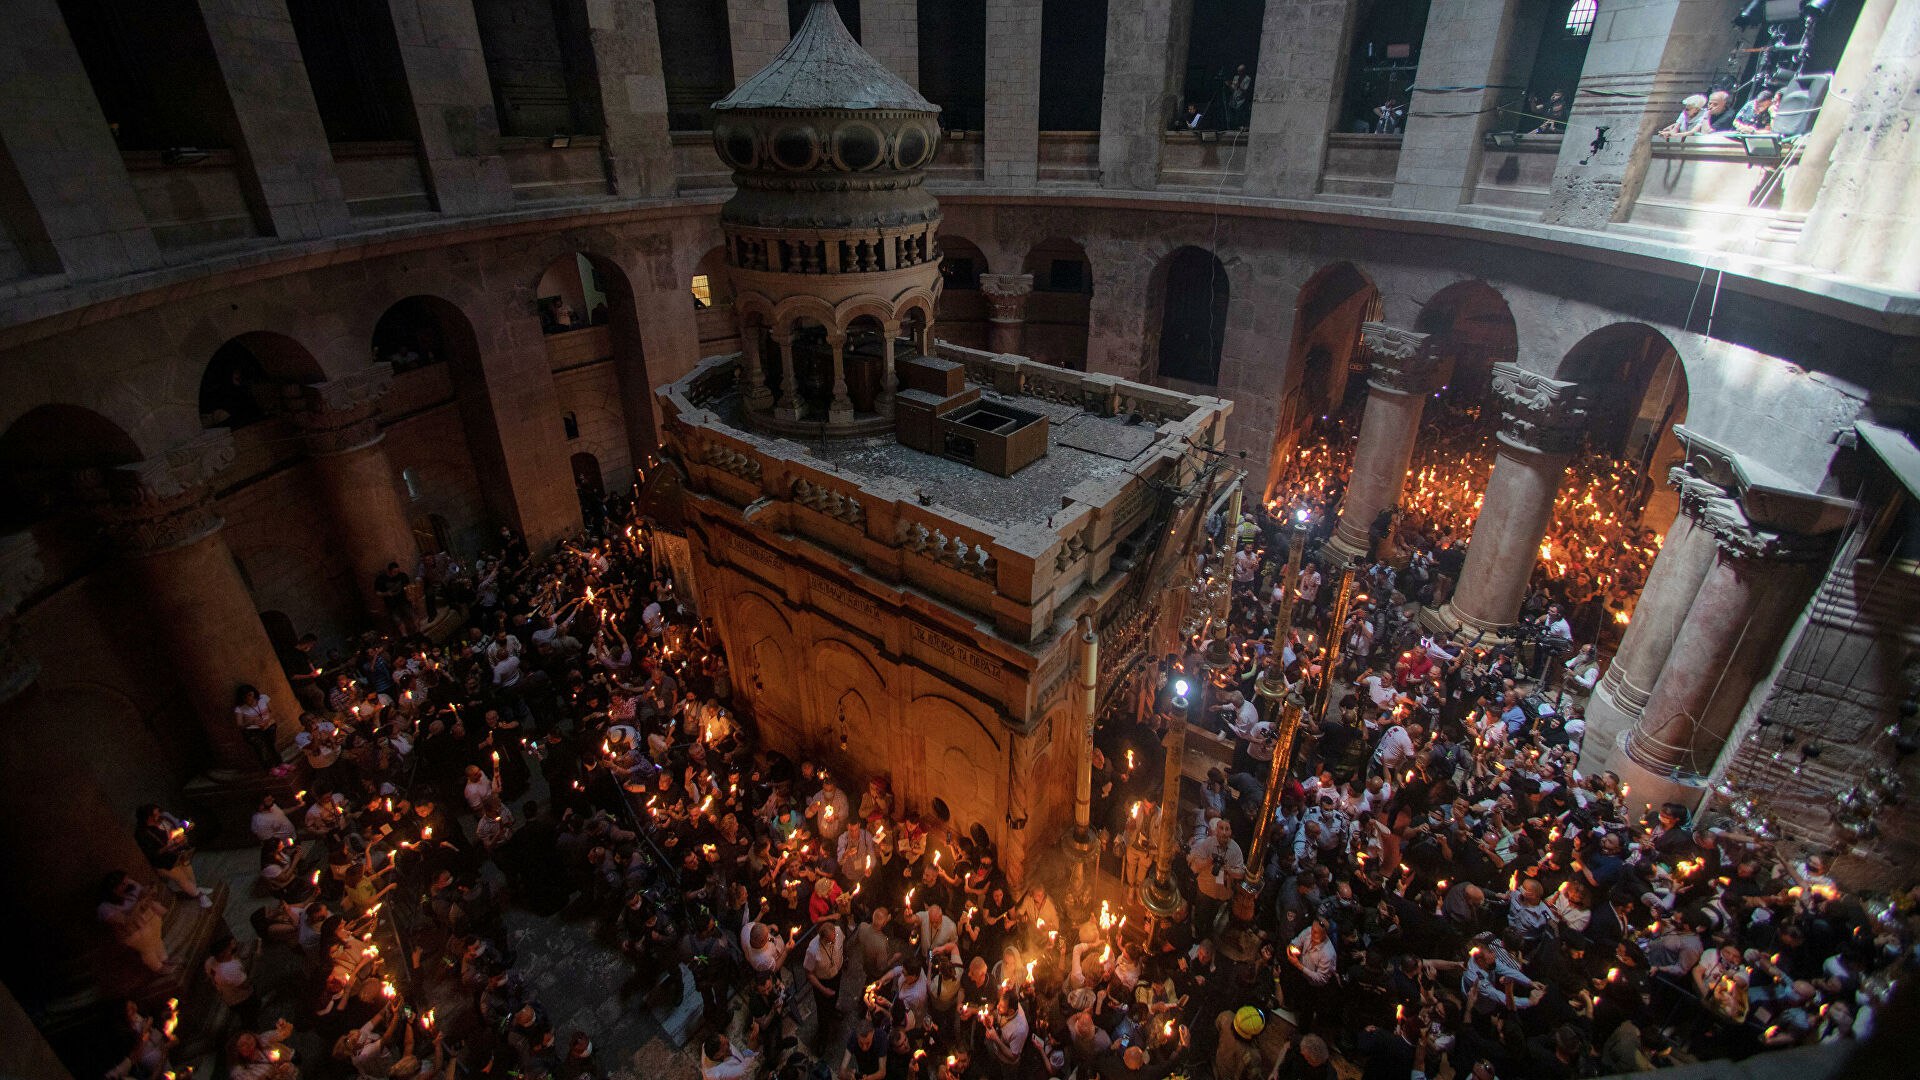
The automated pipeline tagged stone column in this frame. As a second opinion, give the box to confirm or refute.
[980,272,1034,355]
[0,0,160,280]
[195,0,351,239]
[1327,323,1445,562]
[1390,0,1524,211]
[1777,0,1896,221]
[1794,0,1920,286]
[985,0,1043,185]
[295,365,423,629]
[1429,364,1588,634]
[577,0,676,197]
[878,319,900,415]
[863,0,920,87]
[0,533,156,1006]
[742,328,774,410]
[103,434,299,773]
[1244,0,1361,198]
[388,0,514,214]
[773,331,801,420]
[1540,0,1741,227]
[1617,506,1824,810]
[827,330,854,422]
[1100,0,1192,190]
[727,0,792,85]
[1581,470,1721,770]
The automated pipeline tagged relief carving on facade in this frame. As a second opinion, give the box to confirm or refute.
[1490,362,1589,455]
[1359,322,1445,396]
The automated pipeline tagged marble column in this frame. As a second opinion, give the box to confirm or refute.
[1430,364,1588,635]
[980,273,1035,355]
[1581,469,1722,771]
[1617,505,1825,810]
[295,365,422,630]
[1328,323,1445,562]
[0,533,154,1004]
[827,330,854,422]
[773,331,801,420]
[103,434,299,773]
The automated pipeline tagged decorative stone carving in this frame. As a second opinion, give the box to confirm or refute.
[99,432,236,557]
[979,274,1035,321]
[1359,322,1445,396]
[294,364,396,455]
[1490,362,1589,454]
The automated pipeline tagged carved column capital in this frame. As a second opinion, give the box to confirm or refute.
[1490,362,1589,454]
[99,432,235,557]
[1359,322,1445,395]
[979,273,1035,322]
[0,532,45,704]
[294,363,395,456]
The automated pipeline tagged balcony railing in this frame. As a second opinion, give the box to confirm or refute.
[1470,135,1560,216]
[1160,131,1247,189]
[1320,134,1400,200]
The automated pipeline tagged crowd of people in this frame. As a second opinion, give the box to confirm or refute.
[88,458,1913,1080]
[1272,403,1661,652]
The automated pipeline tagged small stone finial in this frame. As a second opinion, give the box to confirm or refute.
[1489,362,1589,455]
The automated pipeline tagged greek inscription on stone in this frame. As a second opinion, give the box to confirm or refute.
[814,577,881,620]
[910,623,1000,678]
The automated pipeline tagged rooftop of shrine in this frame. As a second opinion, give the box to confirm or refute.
[658,345,1232,646]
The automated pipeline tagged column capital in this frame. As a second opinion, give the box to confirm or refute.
[0,532,45,704]
[1360,322,1445,395]
[979,273,1036,300]
[295,363,396,455]
[1490,363,1589,455]
[100,432,235,557]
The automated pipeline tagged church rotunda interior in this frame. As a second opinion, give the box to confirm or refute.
[1,1,1919,1078]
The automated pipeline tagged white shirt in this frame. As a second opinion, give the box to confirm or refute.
[251,807,296,843]
[464,776,494,810]
[1290,929,1337,985]
[235,696,274,730]
[804,931,844,982]
[1374,725,1416,769]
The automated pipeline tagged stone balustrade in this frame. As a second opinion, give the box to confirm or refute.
[661,348,1229,644]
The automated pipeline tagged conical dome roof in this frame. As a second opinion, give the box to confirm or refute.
[715,0,937,114]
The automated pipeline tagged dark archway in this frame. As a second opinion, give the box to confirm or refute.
[935,236,990,350]
[373,296,516,529]
[1265,262,1377,498]
[1153,247,1230,385]
[1413,280,1518,408]
[1560,324,1691,504]
[1181,0,1266,130]
[534,252,656,477]
[198,331,326,431]
[1021,238,1092,370]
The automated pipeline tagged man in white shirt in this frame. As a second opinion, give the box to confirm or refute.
[983,996,1030,1069]
[462,765,495,812]
[1186,819,1245,933]
[1373,721,1419,774]
[701,1035,756,1080]
[741,918,788,975]
[803,922,844,1039]
[250,795,297,843]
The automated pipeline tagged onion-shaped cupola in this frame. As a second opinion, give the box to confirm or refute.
[711,0,945,433]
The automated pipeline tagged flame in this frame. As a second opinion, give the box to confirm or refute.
[422,1008,435,1029]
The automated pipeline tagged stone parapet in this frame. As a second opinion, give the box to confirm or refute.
[659,347,1230,645]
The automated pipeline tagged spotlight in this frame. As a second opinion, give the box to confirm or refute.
[1293,507,1312,525]
[1799,0,1831,14]
[1172,679,1191,710]
[1734,0,1768,27]
[1735,134,1784,159]
[1484,131,1521,150]
[548,134,573,149]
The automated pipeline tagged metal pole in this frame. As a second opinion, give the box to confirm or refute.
[1247,698,1304,873]
[1140,699,1189,920]
[1318,557,1363,724]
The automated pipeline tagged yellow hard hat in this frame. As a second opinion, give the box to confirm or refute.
[1233,1006,1265,1039]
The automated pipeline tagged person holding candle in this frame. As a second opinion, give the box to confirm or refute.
[135,804,212,909]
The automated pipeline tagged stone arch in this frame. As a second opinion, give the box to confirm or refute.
[197,331,327,432]
[844,313,888,413]
[936,235,990,349]
[732,588,800,728]
[1413,279,1518,406]
[1021,237,1092,370]
[532,249,657,469]
[1558,324,1692,520]
[1266,260,1378,499]
[909,692,1005,846]
[0,405,145,530]
[1151,246,1231,385]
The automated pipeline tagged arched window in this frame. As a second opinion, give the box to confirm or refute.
[1565,0,1597,36]
[563,412,581,440]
